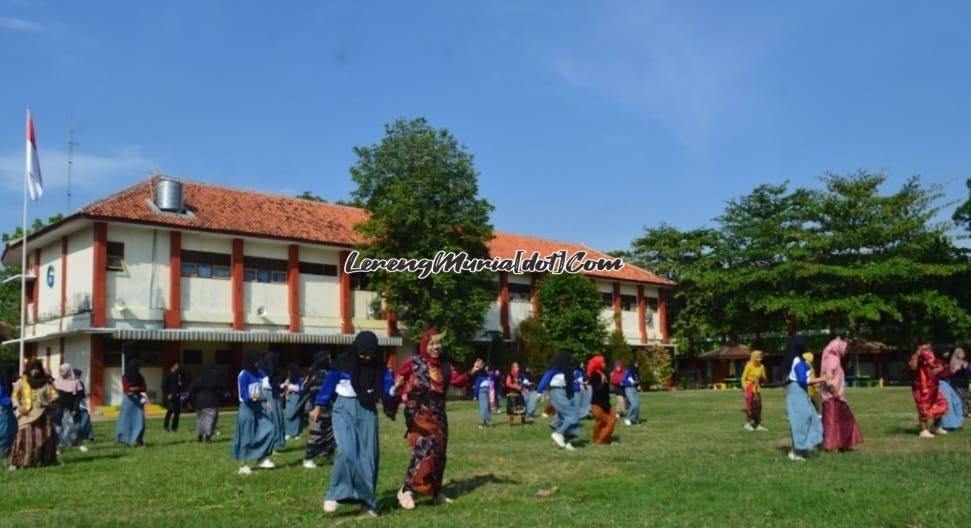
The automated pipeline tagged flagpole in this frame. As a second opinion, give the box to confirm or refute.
[19,107,30,375]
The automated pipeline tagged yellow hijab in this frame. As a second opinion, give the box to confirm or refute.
[741,351,766,393]
[803,352,820,397]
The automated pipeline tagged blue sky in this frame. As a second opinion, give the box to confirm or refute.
[1,1,969,252]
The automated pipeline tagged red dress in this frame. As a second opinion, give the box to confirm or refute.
[912,348,948,421]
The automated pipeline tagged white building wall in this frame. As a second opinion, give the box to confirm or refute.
[66,226,93,319]
[63,335,91,391]
[180,233,233,326]
[299,247,340,323]
[244,282,289,326]
[105,225,167,325]
[36,241,62,323]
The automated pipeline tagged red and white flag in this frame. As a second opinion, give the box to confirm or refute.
[25,109,43,200]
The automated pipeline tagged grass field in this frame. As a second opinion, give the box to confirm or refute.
[1,387,969,527]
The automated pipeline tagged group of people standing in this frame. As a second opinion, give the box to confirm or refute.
[1,360,94,470]
[910,344,966,437]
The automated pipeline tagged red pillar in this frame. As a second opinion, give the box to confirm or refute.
[165,231,182,328]
[499,271,510,339]
[232,238,244,330]
[90,334,104,411]
[161,342,179,368]
[612,282,622,334]
[338,251,353,334]
[386,307,398,336]
[637,285,647,344]
[92,222,107,328]
[288,244,300,332]
[658,288,669,343]
[530,274,541,318]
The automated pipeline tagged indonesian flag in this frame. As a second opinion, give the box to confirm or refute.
[25,109,43,200]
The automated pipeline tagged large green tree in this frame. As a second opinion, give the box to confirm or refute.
[955,178,971,232]
[536,273,607,359]
[350,118,495,360]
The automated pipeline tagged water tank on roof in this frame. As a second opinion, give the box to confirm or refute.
[155,178,184,212]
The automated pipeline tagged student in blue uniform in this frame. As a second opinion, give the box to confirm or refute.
[537,350,581,450]
[573,363,591,420]
[522,368,537,419]
[284,363,306,440]
[73,369,95,445]
[623,360,642,426]
[231,350,277,475]
[115,359,147,447]
[261,353,286,451]
[473,366,492,428]
[0,364,17,458]
[783,337,827,461]
[310,331,389,518]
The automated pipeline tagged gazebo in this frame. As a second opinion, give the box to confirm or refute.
[844,338,892,387]
[697,344,753,388]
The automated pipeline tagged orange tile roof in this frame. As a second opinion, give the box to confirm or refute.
[74,176,673,286]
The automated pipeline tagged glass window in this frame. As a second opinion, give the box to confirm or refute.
[215,350,232,364]
[244,268,257,282]
[182,349,202,365]
[271,270,287,283]
[214,265,231,279]
[107,242,125,271]
[197,264,213,279]
[601,292,614,308]
[181,263,196,277]
[257,269,271,283]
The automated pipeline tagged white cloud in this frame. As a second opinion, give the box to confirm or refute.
[0,146,155,195]
[0,16,42,32]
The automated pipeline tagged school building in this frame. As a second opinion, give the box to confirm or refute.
[2,176,674,412]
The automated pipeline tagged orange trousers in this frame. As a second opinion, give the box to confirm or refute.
[591,404,616,444]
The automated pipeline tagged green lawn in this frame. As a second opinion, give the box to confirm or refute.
[2,388,969,527]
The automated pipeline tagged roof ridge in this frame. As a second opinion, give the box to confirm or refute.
[174,176,365,213]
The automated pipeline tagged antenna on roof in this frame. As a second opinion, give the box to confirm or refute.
[66,118,79,212]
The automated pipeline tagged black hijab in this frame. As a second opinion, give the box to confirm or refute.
[243,349,263,375]
[1,363,16,395]
[335,331,384,407]
[782,336,807,380]
[549,350,575,398]
[123,358,143,386]
[196,363,222,389]
[287,363,304,381]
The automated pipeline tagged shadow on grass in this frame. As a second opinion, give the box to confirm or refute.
[886,425,921,436]
[375,473,519,512]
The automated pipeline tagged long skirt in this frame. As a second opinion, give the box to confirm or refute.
[55,410,81,451]
[230,400,275,462]
[550,388,581,438]
[624,386,641,424]
[8,415,58,468]
[939,380,964,430]
[403,395,449,497]
[591,404,616,444]
[0,406,17,456]
[327,396,379,509]
[955,386,971,418]
[305,405,336,461]
[268,393,286,449]
[115,395,146,446]
[821,398,863,450]
[745,385,762,425]
[77,409,94,442]
[196,407,218,436]
[785,383,823,452]
[913,380,948,422]
[506,391,526,417]
[524,391,537,417]
[284,396,305,438]
[477,387,491,423]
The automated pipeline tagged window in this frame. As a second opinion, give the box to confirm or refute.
[350,273,370,290]
[647,297,659,312]
[243,257,287,283]
[299,262,338,276]
[181,250,231,279]
[107,242,125,271]
[182,349,202,365]
[601,292,614,308]
[620,294,637,312]
[508,283,531,301]
[215,350,232,365]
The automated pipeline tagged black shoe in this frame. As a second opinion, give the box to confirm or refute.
[197,435,203,442]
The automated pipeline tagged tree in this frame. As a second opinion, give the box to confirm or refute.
[604,329,631,366]
[349,118,495,360]
[516,317,555,371]
[296,191,327,203]
[536,273,607,360]
[955,178,971,232]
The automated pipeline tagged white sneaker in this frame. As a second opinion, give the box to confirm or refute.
[303,459,317,469]
[292,435,300,441]
[360,505,378,517]
[258,458,275,469]
[285,435,292,441]
[238,465,252,475]
[931,427,948,436]
[919,430,936,438]
[433,493,454,505]
[323,500,338,513]
[744,423,755,432]
[551,432,567,448]
[756,425,768,432]
[79,445,89,453]
[397,488,415,510]
[787,451,806,462]
[624,419,632,426]
[564,442,576,451]
[7,465,17,472]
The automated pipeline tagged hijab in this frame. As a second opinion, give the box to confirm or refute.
[610,360,625,385]
[54,363,80,393]
[196,363,222,389]
[25,359,48,390]
[418,327,452,388]
[549,350,575,398]
[123,358,143,386]
[336,331,384,407]
[820,338,848,400]
[287,363,303,381]
[782,336,807,379]
[0,363,15,395]
[951,347,967,374]
[243,349,264,375]
[586,355,607,379]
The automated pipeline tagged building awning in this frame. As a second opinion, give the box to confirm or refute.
[3,328,403,347]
